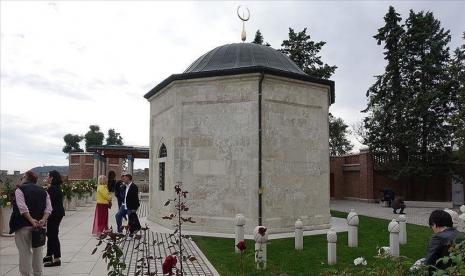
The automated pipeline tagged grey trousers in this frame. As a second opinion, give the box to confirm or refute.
[14,226,43,276]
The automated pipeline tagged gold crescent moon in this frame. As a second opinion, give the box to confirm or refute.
[237,5,250,22]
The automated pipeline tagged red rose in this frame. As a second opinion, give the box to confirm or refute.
[162,255,177,275]
[258,227,267,236]
[236,240,246,252]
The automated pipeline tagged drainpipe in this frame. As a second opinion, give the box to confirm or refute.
[258,72,264,226]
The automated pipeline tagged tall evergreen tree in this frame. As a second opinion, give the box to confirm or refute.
[402,10,452,160]
[329,113,353,156]
[364,6,406,156]
[280,28,337,79]
[364,7,454,181]
[252,30,264,44]
[251,29,271,46]
[62,134,83,153]
[450,33,465,160]
[84,125,104,150]
[106,128,124,145]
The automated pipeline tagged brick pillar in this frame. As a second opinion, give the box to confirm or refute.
[102,159,106,175]
[99,158,104,176]
[330,157,345,199]
[359,148,374,200]
[93,154,99,179]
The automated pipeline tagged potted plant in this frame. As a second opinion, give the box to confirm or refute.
[85,180,94,204]
[0,178,14,235]
[88,179,97,202]
[72,181,86,207]
[61,182,76,211]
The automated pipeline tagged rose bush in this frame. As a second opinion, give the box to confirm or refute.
[353,257,367,266]
[0,178,14,208]
[162,255,177,275]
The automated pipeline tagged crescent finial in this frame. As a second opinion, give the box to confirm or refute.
[237,6,250,42]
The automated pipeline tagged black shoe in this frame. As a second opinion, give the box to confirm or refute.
[399,212,405,214]
[43,256,52,263]
[44,260,61,267]
[393,210,397,214]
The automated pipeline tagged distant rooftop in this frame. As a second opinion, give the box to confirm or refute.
[87,145,149,159]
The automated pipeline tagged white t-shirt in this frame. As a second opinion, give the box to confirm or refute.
[124,182,132,209]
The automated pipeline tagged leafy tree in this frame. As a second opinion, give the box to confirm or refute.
[329,113,353,156]
[62,134,83,153]
[280,27,337,79]
[450,32,465,160]
[106,128,123,145]
[84,125,104,150]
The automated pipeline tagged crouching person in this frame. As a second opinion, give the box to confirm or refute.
[411,210,460,273]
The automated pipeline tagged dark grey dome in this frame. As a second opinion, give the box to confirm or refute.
[184,43,306,75]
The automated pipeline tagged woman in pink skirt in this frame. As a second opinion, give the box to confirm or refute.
[92,175,112,235]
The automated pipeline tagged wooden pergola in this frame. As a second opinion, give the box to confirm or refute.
[87,145,149,177]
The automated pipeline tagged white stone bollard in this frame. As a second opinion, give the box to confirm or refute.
[234,214,246,253]
[295,219,303,250]
[459,205,465,232]
[327,228,337,265]
[347,209,359,247]
[444,208,459,228]
[398,215,407,245]
[254,226,268,270]
[388,219,400,257]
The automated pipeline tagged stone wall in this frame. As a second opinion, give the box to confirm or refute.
[149,74,259,233]
[148,73,333,234]
[262,76,331,232]
[148,81,177,228]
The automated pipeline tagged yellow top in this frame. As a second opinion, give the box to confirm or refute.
[96,184,111,204]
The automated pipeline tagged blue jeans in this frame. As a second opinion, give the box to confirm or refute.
[115,205,134,233]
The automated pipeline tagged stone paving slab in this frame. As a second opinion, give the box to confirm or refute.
[116,230,217,276]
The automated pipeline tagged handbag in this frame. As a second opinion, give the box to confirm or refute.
[31,227,46,248]
[128,212,141,234]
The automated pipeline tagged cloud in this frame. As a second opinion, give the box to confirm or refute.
[1,71,93,101]
[1,1,464,172]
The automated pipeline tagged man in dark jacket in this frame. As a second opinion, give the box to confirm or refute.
[10,171,52,276]
[115,174,140,235]
[423,210,458,271]
[115,179,126,209]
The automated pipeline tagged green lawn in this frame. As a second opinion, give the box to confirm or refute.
[192,211,432,275]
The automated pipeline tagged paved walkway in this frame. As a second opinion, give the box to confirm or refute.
[330,199,455,226]
[0,198,218,276]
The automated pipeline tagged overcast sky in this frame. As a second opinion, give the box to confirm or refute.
[1,1,464,173]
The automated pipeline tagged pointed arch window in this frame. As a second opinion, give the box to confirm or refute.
[158,143,167,191]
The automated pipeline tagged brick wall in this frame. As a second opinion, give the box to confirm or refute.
[68,153,94,180]
[330,151,457,202]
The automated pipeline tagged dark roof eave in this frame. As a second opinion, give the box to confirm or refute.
[144,66,335,104]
